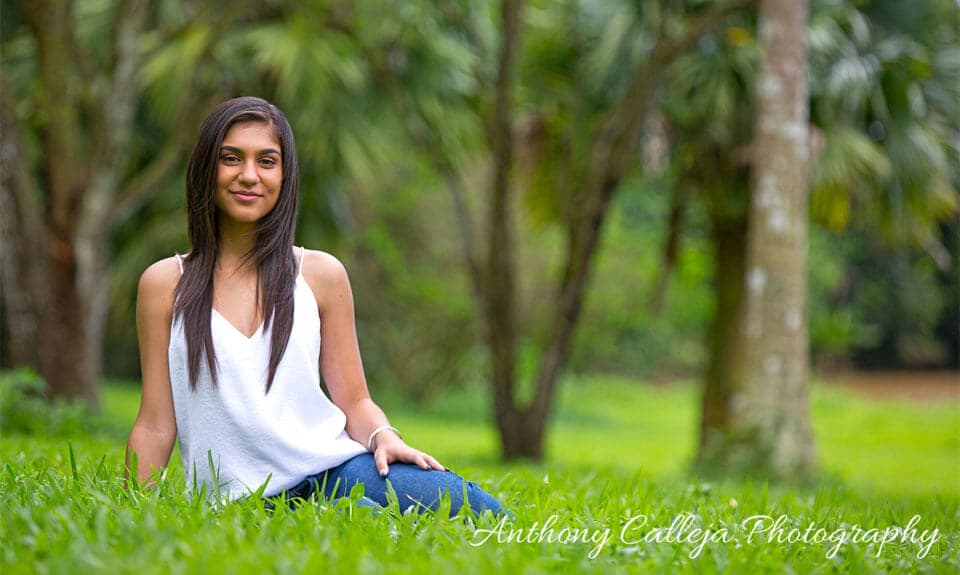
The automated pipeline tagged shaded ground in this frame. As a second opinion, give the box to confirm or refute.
[821,370,960,402]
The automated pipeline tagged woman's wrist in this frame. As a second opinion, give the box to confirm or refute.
[367,425,402,451]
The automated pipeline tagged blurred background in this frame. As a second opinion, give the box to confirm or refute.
[1,0,957,486]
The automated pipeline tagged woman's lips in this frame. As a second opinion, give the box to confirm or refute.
[231,191,261,201]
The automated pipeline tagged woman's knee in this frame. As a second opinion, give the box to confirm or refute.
[460,478,511,518]
[316,456,511,518]
[396,468,510,518]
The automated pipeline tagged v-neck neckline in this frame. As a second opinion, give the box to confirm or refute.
[209,274,304,340]
[212,308,264,340]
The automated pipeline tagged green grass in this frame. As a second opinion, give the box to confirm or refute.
[2,375,957,573]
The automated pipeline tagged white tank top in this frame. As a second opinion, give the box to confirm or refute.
[168,247,367,500]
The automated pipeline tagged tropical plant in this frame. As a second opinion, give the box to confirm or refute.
[656,0,957,476]
[0,0,264,407]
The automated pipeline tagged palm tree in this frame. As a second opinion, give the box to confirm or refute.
[807,0,958,369]
[808,0,957,249]
[658,0,957,476]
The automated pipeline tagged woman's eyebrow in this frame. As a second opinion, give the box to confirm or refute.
[220,145,281,155]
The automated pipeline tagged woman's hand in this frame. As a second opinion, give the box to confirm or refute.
[305,252,447,478]
[373,432,446,478]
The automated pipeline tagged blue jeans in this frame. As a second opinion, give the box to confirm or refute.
[277,453,510,518]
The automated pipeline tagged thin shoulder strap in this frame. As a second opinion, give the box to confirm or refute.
[174,253,184,276]
[297,246,306,277]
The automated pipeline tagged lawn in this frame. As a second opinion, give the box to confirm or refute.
[1,374,957,573]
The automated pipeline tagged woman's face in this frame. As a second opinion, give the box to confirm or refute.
[214,121,283,230]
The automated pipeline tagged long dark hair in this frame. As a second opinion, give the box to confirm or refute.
[174,97,300,393]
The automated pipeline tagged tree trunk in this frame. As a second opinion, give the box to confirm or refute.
[1,62,90,399]
[480,0,754,461]
[0,98,43,369]
[6,0,151,408]
[722,0,816,477]
[486,0,525,459]
[4,0,239,407]
[37,247,99,406]
[648,185,688,316]
[698,207,748,462]
[497,407,545,460]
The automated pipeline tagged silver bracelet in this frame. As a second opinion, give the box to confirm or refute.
[367,425,402,451]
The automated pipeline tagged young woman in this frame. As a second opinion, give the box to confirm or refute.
[125,96,508,516]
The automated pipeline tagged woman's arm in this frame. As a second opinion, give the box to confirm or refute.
[124,259,179,487]
[307,250,445,477]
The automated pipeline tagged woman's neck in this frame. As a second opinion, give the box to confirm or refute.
[217,223,258,277]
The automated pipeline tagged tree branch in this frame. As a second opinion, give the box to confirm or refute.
[647,183,689,315]
[313,14,488,305]
[600,0,755,187]
[140,0,287,63]
[527,0,754,423]
[486,0,525,415]
[658,0,756,63]
[110,90,227,226]
[0,90,45,244]
[111,134,185,225]
[79,0,151,231]
[111,4,244,226]
[23,0,85,237]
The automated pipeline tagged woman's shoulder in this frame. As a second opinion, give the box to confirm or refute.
[138,256,182,305]
[300,248,349,281]
[299,248,352,304]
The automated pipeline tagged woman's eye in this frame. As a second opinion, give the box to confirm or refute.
[259,157,278,167]
[220,155,240,165]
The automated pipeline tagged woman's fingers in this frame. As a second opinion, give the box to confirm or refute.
[380,444,447,473]
[424,453,446,471]
[374,447,390,478]
[412,450,445,472]
[416,453,430,470]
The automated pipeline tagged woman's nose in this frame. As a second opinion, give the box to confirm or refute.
[239,160,259,184]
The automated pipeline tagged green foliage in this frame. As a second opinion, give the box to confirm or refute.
[348,208,481,400]
[810,127,892,230]
[808,223,957,368]
[570,181,715,377]
[107,170,190,376]
[6,0,954,393]
[0,369,106,438]
[652,0,959,372]
[808,228,882,362]
[1,377,957,572]
[808,0,959,245]
[99,0,489,391]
